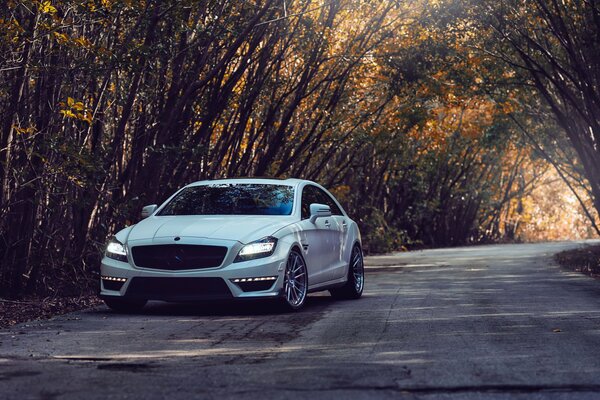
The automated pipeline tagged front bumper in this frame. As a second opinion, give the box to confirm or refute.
[100,251,287,302]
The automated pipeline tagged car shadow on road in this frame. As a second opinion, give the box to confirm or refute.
[93,294,337,317]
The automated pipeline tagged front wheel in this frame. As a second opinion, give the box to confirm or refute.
[104,298,147,313]
[281,249,308,311]
[330,245,364,300]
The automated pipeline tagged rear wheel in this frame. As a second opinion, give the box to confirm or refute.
[330,245,364,300]
[104,298,147,313]
[281,249,308,311]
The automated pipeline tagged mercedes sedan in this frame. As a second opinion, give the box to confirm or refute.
[99,178,364,311]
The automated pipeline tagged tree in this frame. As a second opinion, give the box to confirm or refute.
[476,0,600,231]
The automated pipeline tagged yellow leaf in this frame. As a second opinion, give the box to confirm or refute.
[72,102,85,111]
[67,97,74,107]
[60,109,76,119]
[77,112,93,124]
[53,32,70,44]
[40,1,57,14]
[12,125,27,135]
[74,36,92,48]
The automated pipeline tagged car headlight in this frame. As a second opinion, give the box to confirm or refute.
[105,237,128,262]
[234,237,278,263]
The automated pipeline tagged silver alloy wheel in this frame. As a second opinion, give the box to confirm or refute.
[351,246,364,293]
[284,250,307,309]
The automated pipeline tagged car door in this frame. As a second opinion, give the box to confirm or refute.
[298,185,340,285]
[314,187,347,280]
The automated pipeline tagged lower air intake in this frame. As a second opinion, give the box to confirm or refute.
[125,277,232,301]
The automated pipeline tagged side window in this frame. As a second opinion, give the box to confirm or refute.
[302,185,343,219]
[315,188,343,216]
[301,186,321,220]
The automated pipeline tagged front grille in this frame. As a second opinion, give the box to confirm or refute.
[131,244,227,270]
[126,277,232,301]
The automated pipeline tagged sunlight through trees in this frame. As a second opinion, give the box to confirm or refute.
[0,0,597,296]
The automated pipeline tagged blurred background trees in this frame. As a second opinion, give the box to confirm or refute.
[0,0,597,297]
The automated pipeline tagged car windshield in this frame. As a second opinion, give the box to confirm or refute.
[158,184,294,216]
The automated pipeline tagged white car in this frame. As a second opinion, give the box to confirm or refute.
[100,178,364,311]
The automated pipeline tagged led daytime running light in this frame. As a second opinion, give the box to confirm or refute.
[101,276,127,282]
[231,276,277,283]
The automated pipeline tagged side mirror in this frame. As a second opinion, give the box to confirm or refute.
[141,204,157,219]
[309,203,332,224]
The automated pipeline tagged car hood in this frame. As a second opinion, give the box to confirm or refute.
[126,215,297,244]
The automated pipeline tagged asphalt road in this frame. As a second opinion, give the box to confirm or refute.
[2,241,600,399]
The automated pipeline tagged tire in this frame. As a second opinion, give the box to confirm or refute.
[330,245,364,300]
[281,249,308,311]
[104,298,147,313]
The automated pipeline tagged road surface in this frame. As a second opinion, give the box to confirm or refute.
[2,241,600,399]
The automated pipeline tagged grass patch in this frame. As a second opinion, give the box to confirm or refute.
[555,245,600,277]
[0,295,101,329]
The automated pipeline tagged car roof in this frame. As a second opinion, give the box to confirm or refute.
[186,178,306,187]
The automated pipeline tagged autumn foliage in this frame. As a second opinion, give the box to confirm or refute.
[0,0,597,297]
